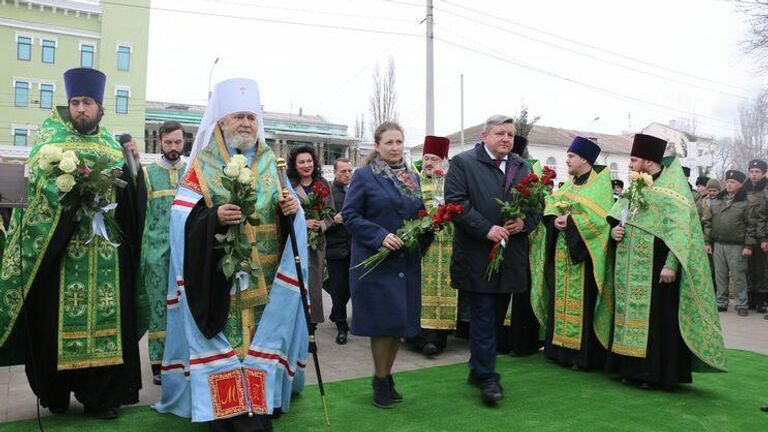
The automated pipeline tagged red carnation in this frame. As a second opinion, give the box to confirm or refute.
[515,184,525,193]
[443,213,453,222]
[542,176,553,186]
[529,173,539,182]
[522,189,531,198]
[311,205,321,211]
[418,209,429,217]
[320,187,330,197]
[520,177,530,186]
[433,169,445,177]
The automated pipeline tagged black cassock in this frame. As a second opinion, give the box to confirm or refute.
[0,168,144,412]
[605,236,693,386]
[541,214,606,370]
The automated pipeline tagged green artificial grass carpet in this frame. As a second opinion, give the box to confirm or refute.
[2,349,767,432]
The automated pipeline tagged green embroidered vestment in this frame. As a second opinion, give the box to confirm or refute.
[607,157,727,372]
[0,109,126,370]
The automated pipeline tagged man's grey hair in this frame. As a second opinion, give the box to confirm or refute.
[483,115,515,133]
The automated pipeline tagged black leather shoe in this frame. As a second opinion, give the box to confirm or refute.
[387,375,402,402]
[153,374,162,385]
[757,306,767,314]
[85,406,119,420]
[737,309,749,317]
[467,373,482,388]
[480,380,503,406]
[717,306,727,312]
[335,330,348,345]
[48,405,68,415]
[372,376,394,409]
[422,343,439,356]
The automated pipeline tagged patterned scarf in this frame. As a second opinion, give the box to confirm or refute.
[371,155,422,200]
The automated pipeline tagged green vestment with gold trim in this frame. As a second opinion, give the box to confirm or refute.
[0,109,138,371]
[533,167,614,350]
[419,170,457,330]
[608,157,727,372]
[136,160,185,366]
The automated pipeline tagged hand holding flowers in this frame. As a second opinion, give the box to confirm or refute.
[215,155,261,280]
[38,145,125,244]
[353,203,464,278]
[620,171,653,226]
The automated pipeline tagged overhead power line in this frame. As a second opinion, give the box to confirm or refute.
[440,0,751,93]
[436,35,734,133]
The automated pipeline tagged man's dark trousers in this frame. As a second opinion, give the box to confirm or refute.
[327,256,351,331]
[468,291,512,382]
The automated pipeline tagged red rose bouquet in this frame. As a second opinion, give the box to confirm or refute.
[485,166,556,280]
[303,180,334,250]
[354,203,464,279]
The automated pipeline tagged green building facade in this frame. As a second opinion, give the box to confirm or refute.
[0,0,149,148]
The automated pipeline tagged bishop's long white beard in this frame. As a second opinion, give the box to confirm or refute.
[224,132,257,152]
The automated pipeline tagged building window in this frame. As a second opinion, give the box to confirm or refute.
[117,45,131,71]
[39,84,54,109]
[116,89,129,114]
[545,156,557,167]
[13,129,28,146]
[609,162,618,177]
[324,144,346,165]
[14,81,30,107]
[17,36,32,61]
[80,44,94,68]
[41,39,55,64]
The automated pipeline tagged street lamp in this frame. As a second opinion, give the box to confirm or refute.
[208,57,220,100]
[586,116,600,132]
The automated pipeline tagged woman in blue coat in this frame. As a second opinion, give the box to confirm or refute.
[343,121,425,409]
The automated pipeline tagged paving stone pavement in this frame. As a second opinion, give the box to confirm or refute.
[1,294,766,422]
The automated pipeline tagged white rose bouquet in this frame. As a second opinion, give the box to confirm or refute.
[215,155,262,281]
[37,144,127,244]
[620,171,653,226]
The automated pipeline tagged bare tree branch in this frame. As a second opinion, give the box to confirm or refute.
[368,57,399,138]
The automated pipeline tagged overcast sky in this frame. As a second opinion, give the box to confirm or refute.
[144,0,760,145]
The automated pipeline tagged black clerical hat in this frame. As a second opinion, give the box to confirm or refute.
[630,134,667,164]
[512,135,528,157]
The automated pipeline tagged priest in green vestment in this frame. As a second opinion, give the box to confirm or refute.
[534,137,613,371]
[407,136,456,356]
[606,133,727,388]
[136,120,186,386]
[0,68,145,419]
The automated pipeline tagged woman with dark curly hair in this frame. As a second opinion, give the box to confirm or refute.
[287,144,334,324]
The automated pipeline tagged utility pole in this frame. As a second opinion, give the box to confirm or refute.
[460,73,465,152]
[426,0,435,135]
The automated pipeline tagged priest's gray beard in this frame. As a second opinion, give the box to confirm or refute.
[224,132,257,152]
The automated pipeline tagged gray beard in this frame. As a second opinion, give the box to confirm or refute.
[224,132,257,151]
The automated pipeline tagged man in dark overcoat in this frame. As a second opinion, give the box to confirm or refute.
[445,114,542,405]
